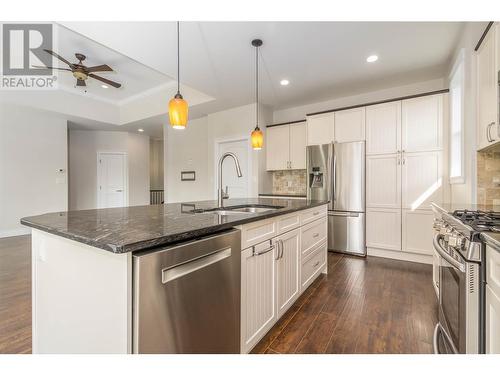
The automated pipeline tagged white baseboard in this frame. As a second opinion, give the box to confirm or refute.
[367,247,433,265]
[0,227,31,238]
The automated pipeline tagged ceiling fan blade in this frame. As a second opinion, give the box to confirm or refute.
[32,65,72,71]
[88,73,121,88]
[43,49,73,67]
[86,64,113,73]
[76,79,86,87]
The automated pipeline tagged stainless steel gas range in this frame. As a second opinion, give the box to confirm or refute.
[431,203,489,354]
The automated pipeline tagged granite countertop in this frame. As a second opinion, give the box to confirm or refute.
[432,202,500,214]
[21,198,328,254]
[258,193,307,198]
[481,232,500,252]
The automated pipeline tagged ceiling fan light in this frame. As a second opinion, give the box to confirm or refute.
[251,126,263,150]
[169,93,188,129]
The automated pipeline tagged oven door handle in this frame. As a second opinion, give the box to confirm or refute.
[433,234,465,273]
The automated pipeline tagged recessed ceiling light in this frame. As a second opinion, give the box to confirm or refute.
[138,128,144,132]
[101,84,109,89]
[366,55,378,63]
[280,79,290,86]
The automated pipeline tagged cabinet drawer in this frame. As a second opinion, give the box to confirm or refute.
[277,212,300,234]
[300,205,327,226]
[487,246,500,297]
[301,217,327,258]
[301,242,327,291]
[240,218,277,249]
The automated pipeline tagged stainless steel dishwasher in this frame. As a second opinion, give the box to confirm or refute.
[133,229,241,353]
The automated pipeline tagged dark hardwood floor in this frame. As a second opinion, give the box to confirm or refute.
[251,252,438,354]
[0,236,437,354]
[0,235,31,354]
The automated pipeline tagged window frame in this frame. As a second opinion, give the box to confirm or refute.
[448,49,465,185]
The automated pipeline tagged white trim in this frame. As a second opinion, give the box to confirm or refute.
[96,151,129,209]
[0,227,31,238]
[213,136,252,200]
[367,247,433,265]
[448,48,466,185]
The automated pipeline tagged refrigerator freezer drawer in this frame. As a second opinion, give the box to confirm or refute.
[328,212,366,256]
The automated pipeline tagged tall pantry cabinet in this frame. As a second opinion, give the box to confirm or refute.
[366,93,447,259]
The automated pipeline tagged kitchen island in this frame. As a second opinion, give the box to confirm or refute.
[21,198,328,354]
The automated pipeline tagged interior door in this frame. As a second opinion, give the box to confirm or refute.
[401,94,443,152]
[366,153,401,209]
[289,122,307,169]
[276,229,300,317]
[98,153,127,208]
[217,139,249,198]
[401,151,442,210]
[365,101,401,155]
[266,125,290,170]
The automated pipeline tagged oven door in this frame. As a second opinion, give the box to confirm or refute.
[433,234,467,354]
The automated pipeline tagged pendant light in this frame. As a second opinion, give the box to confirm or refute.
[251,39,264,150]
[169,21,188,129]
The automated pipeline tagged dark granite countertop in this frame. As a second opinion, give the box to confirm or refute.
[258,193,307,198]
[21,198,328,254]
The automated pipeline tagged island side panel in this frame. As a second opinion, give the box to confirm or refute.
[31,229,132,353]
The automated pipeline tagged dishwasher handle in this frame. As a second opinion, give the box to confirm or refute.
[162,247,231,284]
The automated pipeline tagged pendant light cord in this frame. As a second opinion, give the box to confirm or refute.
[177,21,180,95]
[255,44,259,128]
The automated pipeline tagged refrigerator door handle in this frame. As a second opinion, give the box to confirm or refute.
[328,211,360,217]
[327,145,334,204]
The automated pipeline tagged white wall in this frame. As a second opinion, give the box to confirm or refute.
[164,103,273,203]
[446,23,487,205]
[69,130,150,210]
[0,104,68,237]
[273,78,447,123]
[149,138,164,190]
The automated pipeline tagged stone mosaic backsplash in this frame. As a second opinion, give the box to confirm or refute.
[272,170,307,195]
[477,146,500,206]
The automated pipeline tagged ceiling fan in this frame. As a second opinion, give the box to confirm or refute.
[33,49,122,88]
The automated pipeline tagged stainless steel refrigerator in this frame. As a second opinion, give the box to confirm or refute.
[306,142,366,256]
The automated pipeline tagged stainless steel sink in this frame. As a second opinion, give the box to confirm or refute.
[191,204,284,215]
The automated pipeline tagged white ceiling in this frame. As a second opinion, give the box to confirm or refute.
[63,21,468,115]
[54,24,173,103]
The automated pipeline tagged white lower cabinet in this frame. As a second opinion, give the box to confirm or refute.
[239,205,328,353]
[486,285,500,354]
[366,208,401,251]
[276,228,300,318]
[401,209,434,255]
[240,240,277,353]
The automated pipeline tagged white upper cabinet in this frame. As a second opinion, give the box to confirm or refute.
[402,95,443,152]
[306,112,334,145]
[266,125,290,171]
[334,107,365,142]
[366,101,401,155]
[289,122,307,169]
[401,151,443,210]
[366,153,401,208]
[477,25,499,150]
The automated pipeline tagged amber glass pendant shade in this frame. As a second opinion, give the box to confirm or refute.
[251,126,263,150]
[169,93,188,129]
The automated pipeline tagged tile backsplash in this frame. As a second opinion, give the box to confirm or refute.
[272,170,307,195]
[477,146,500,205]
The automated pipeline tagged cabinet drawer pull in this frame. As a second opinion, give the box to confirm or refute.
[253,243,274,256]
[313,233,319,238]
[313,211,319,216]
[313,260,320,268]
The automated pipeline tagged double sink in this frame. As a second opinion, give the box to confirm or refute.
[191,204,285,216]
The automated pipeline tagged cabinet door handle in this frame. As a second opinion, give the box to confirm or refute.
[279,239,284,259]
[487,122,496,142]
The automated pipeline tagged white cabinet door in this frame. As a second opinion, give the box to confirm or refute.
[477,27,499,150]
[289,122,307,169]
[366,154,401,209]
[365,101,401,155]
[486,285,500,354]
[276,229,300,318]
[266,125,289,171]
[334,107,365,142]
[306,113,334,145]
[402,94,443,152]
[366,208,401,251]
[402,209,434,255]
[240,243,277,353]
[401,151,442,210]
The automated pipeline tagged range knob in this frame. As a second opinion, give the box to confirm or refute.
[448,232,458,247]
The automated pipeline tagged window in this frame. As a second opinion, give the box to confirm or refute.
[449,49,465,184]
